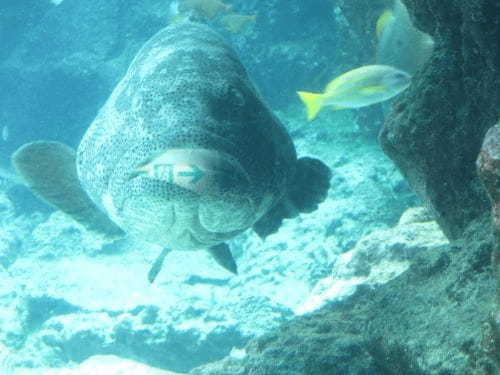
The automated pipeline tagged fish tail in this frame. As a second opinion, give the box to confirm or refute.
[297,91,323,121]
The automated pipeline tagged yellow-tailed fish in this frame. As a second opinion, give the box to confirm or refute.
[179,0,232,20]
[297,64,411,121]
[376,0,434,75]
[167,1,190,24]
[221,13,257,33]
[376,9,395,40]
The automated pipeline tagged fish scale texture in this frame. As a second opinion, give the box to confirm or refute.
[76,22,297,250]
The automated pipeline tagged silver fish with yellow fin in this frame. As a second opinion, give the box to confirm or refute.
[376,0,434,75]
[297,64,411,121]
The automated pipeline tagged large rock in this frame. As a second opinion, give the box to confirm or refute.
[295,207,449,315]
[189,213,497,374]
[379,0,500,239]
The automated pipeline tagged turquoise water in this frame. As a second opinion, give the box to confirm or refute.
[1,1,496,374]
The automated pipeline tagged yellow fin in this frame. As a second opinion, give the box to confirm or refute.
[297,91,323,121]
[376,9,394,40]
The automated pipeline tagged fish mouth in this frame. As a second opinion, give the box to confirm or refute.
[120,193,243,249]
[115,147,256,248]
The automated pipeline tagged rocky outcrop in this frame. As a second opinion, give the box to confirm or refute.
[377,1,500,371]
[377,0,500,365]
[188,211,497,374]
[296,207,448,315]
[379,0,500,240]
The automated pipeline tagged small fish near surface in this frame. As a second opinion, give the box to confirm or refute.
[297,64,411,121]
[179,0,232,20]
[376,0,434,75]
[375,9,395,40]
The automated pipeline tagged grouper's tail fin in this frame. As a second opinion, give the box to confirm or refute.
[253,156,331,238]
[12,141,124,239]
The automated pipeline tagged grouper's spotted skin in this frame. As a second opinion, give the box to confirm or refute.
[13,22,331,280]
[77,22,297,251]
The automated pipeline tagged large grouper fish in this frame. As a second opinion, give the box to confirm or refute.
[12,22,331,282]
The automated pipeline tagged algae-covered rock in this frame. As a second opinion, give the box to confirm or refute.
[296,207,448,315]
[379,0,499,239]
[189,214,496,374]
[397,205,433,225]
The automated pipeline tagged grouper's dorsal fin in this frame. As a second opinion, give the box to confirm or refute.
[12,141,124,239]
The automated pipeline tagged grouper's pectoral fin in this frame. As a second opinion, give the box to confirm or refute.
[207,243,238,275]
[12,141,124,239]
[253,156,332,239]
[148,247,170,284]
[147,244,237,284]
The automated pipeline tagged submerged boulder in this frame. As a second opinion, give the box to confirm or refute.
[188,211,496,374]
[379,0,500,240]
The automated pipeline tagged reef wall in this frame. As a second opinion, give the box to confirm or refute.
[379,0,500,240]
[378,2,500,364]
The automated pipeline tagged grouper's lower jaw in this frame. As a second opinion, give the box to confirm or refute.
[117,194,253,250]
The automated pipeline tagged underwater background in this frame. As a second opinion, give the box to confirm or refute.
[0,0,499,374]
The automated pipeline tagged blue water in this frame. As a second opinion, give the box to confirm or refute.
[0,0,462,374]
